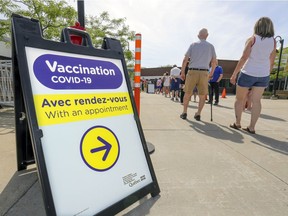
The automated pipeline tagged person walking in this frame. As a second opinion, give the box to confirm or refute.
[207,60,223,105]
[162,72,171,97]
[229,17,276,134]
[180,28,217,121]
[170,65,181,101]
[155,77,162,94]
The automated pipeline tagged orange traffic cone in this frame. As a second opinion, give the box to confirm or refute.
[221,88,227,98]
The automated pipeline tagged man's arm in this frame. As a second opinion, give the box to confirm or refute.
[181,55,189,80]
[217,73,223,82]
[209,57,217,78]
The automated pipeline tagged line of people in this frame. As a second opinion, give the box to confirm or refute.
[155,67,198,104]
[178,17,276,134]
[155,60,224,106]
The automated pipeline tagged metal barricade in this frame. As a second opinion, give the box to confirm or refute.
[0,60,14,106]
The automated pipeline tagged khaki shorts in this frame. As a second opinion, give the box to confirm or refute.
[184,70,209,95]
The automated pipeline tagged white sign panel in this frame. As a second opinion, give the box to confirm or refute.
[25,47,153,215]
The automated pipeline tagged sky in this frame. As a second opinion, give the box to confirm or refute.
[57,1,288,67]
[2,0,287,67]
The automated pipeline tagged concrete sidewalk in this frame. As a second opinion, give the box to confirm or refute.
[1,93,288,216]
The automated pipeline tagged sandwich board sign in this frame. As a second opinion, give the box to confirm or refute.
[11,14,160,216]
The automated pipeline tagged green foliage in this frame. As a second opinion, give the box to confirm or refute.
[270,70,288,80]
[0,0,19,40]
[86,12,135,66]
[0,0,77,40]
[0,0,19,16]
[271,47,288,80]
[262,91,272,96]
[0,0,135,65]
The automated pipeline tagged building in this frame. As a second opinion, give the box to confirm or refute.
[141,59,238,93]
[0,38,11,60]
[0,36,13,106]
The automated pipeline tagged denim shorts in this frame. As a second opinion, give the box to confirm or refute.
[237,72,270,88]
[170,78,180,91]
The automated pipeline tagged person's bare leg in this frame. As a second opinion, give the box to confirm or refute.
[171,90,175,99]
[248,87,265,131]
[182,92,192,114]
[234,86,249,126]
[175,90,179,100]
[196,94,205,116]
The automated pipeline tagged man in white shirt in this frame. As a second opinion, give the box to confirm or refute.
[170,65,181,101]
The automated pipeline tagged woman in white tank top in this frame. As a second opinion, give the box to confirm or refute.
[229,17,276,134]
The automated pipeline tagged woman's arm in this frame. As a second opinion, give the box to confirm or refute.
[230,36,254,85]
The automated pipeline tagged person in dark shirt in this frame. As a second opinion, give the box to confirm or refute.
[207,60,223,105]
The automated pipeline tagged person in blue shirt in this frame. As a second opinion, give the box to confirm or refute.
[207,60,223,105]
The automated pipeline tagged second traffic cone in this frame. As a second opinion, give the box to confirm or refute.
[221,88,227,98]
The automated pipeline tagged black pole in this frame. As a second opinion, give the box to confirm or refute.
[273,36,284,98]
[77,0,85,28]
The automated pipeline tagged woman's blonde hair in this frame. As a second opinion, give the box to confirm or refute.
[254,17,274,38]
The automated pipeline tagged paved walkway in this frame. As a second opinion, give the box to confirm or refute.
[0,93,288,216]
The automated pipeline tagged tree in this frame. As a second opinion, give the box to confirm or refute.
[0,0,135,66]
[271,47,288,80]
[0,0,77,40]
[86,12,135,67]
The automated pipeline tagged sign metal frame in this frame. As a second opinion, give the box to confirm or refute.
[12,14,160,216]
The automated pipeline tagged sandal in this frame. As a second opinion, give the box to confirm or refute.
[243,127,256,134]
[229,123,241,130]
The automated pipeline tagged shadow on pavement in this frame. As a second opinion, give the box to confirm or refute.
[187,118,288,157]
[0,108,15,133]
[240,110,286,122]
[0,167,40,216]
[122,195,160,216]
[187,120,245,144]
[259,113,287,122]
[252,134,288,156]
